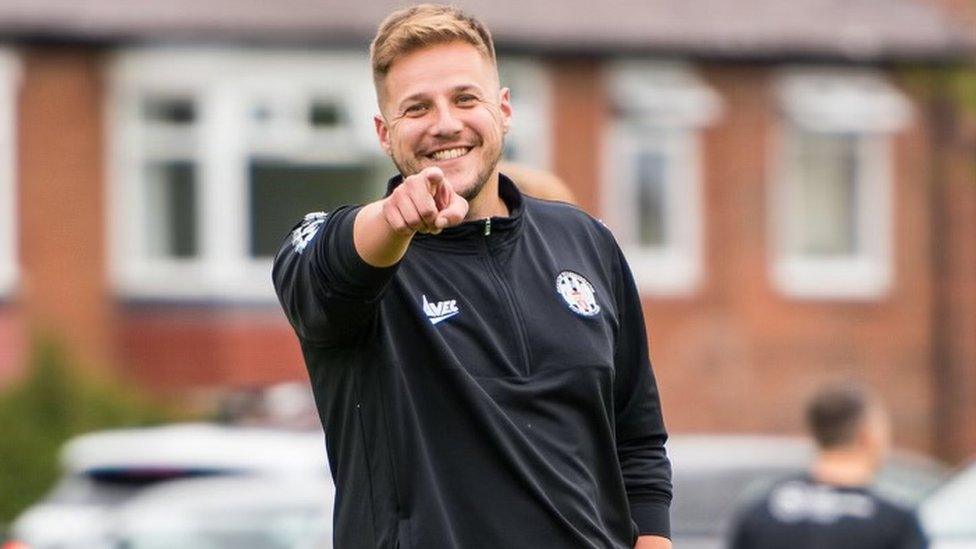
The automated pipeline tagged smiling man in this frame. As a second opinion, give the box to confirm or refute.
[273,5,672,548]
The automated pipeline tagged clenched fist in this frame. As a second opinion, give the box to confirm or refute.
[381,167,469,236]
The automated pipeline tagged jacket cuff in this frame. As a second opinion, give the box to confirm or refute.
[631,500,671,539]
[329,205,399,297]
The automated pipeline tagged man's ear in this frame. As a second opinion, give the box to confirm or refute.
[374,114,392,156]
[499,87,513,134]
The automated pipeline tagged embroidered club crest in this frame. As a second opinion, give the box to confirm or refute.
[555,271,600,317]
[291,212,328,254]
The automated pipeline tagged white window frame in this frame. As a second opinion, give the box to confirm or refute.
[603,61,720,295]
[769,68,911,300]
[498,58,551,169]
[108,48,384,301]
[109,49,552,302]
[0,49,19,296]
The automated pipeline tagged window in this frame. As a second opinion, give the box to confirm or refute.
[771,69,911,299]
[498,59,551,168]
[603,61,720,295]
[111,50,550,301]
[110,49,390,300]
[0,49,18,296]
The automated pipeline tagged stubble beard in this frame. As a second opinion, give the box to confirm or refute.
[391,142,503,204]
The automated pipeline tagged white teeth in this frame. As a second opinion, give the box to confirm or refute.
[429,147,470,161]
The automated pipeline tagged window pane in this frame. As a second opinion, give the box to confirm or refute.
[309,100,343,128]
[143,97,195,125]
[144,161,198,258]
[249,162,379,257]
[636,148,668,248]
[792,132,858,256]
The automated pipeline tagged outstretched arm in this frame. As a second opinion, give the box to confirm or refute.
[354,166,468,267]
[273,166,466,346]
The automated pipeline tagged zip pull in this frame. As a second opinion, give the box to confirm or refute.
[484,217,491,236]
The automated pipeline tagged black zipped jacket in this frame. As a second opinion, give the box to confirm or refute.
[272,174,672,549]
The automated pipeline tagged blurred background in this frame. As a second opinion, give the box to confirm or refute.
[0,0,973,547]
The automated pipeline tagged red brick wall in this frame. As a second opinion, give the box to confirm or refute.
[938,145,976,461]
[18,47,115,374]
[118,307,306,393]
[550,61,940,453]
[551,59,605,215]
[922,83,976,461]
[0,306,25,382]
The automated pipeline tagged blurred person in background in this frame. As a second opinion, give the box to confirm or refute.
[728,383,928,549]
[500,160,577,204]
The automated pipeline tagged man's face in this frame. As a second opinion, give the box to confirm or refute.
[374,41,512,201]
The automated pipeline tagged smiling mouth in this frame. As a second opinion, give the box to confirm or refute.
[426,147,473,161]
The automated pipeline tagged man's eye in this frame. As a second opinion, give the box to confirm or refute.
[456,95,478,106]
[404,104,428,116]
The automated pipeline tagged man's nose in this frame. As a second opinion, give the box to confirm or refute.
[430,104,463,137]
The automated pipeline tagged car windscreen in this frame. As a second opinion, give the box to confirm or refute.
[115,507,325,549]
[47,470,243,506]
[671,467,800,536]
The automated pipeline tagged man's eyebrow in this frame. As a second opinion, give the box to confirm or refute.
[451,84,484,95]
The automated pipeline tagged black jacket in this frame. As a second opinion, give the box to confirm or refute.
[273,175,672,549]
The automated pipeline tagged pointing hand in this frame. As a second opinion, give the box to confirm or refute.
[382,167,469,235]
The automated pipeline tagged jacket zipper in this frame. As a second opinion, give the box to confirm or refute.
[482,221,532,376]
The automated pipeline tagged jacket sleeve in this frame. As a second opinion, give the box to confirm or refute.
[610,241,673,539]
[272,205,399,347]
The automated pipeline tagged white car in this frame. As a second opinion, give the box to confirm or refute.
[11,423,329,548]
[111,475,334,548]
[922,459,976,548]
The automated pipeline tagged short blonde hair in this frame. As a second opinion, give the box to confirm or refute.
[370,4,497,97]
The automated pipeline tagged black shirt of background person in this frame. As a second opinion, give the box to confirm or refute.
[729,475,928,549]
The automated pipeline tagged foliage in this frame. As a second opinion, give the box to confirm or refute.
[0,335,180,525]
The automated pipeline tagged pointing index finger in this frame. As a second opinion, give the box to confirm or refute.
[421,167,445,193]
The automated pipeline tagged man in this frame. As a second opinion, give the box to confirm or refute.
[728,383,928,549]
[273,5,672,548]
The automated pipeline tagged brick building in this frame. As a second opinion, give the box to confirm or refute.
[0,0,973,460]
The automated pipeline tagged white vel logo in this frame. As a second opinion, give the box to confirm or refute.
[422,295,460,325]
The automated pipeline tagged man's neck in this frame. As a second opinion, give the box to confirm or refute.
[465,171,509,220]
[810,449,877,488]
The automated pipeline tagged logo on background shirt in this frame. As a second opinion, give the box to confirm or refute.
[290,212,328,254]
[422,295,460,325]
[768,481,876,524]
[555,271,601,317]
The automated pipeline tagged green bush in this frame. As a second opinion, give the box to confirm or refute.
[0,335,181,524]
